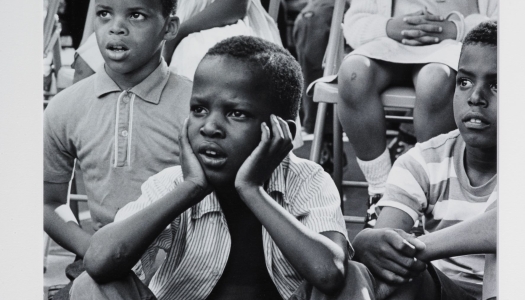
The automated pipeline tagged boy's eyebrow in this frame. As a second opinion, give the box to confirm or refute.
[458,68,497,79]
[95,4,112,10]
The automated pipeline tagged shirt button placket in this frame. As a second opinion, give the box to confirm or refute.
[116,92,131,167]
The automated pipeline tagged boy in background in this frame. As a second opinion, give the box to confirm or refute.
[68,36,368,300]
[44,0,191,297]
[353,21,498,300]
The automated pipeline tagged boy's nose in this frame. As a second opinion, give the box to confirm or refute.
[109,18,128,35]
[468,87,488,108]
[200,119,225,139]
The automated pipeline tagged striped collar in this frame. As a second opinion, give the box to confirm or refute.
[94,58,171,104]
[191,154,293,219]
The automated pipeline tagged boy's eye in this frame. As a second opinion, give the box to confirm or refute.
[458,78,473,89]
[191,106,207,115]
[97,11,111,19]
[228,110,247,118]
[130,13,145,20]
[490,82,497,93]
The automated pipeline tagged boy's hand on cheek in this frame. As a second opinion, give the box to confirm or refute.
[180,119,212,198]
[235,115,294,193]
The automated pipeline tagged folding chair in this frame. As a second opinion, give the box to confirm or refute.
[307,0,415,224]
[43,0,75,106]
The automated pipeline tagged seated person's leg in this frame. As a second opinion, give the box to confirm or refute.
[293,0,335,134]
[337,56,410,227]
[70,271,157,300]
[412,63,457,142]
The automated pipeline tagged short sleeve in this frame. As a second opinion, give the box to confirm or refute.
[291,168,353,257]
[114,166,184,280]
[378,147,430,222]
[43,99,76,183]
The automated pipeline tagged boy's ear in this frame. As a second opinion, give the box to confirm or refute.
[163,16,180,41]
[286,119,297,140]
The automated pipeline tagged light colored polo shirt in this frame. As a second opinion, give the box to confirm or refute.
[115,153,351,300]
[44,60,192,227]
[378,130,497,291]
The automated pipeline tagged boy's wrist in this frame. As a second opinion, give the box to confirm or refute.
[182,180,211,200]
[236,182,264,199]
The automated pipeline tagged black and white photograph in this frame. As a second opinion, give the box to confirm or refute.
[1,0,523,299]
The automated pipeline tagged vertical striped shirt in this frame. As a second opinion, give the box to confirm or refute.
[114,153,351,300]
[378,130,497,288]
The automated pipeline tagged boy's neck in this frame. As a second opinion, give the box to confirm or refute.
[464,145,497,187]
[105,54,163,91]
[215,185,244,207]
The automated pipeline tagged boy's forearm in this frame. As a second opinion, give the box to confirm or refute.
[84,180,206,283]
[237,186,346,294]
[44,204,92,257]
[416,208,497,262]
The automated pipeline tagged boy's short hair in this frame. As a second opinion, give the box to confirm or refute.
[161,0,178,17]
[205,36,303,120]
[462,21,497,51]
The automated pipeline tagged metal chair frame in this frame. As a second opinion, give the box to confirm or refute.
[308,0,416,224]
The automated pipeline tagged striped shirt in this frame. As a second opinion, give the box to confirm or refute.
[378,130,497,287]
[114,153,350,300]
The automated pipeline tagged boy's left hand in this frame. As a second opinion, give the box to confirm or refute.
[235,115,294,191]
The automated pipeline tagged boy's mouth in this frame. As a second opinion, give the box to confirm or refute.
[462,113,490,130]
[105,43,130,61]
[198,144,227,168]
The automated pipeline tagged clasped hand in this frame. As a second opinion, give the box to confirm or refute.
[386,9,457,46]
[353,228,427,284]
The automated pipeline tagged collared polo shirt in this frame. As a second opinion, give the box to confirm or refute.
[115,153,352,300]
[44,60,192,227]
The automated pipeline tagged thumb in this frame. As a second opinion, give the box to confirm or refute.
[400,231,426,252]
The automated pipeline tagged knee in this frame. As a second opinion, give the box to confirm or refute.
[415,64,456,111]
[337,56,376,105]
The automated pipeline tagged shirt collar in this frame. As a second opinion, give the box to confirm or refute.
[94,58,171,104]
[191,154,293,219]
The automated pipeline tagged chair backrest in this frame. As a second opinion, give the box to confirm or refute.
[268,0,281,23]
[322,0,347,77]
[43,0,61,52]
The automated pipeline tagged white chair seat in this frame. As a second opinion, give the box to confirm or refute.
[311,79,416,108]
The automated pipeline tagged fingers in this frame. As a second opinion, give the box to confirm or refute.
[179,118,190,153]
[401,39,423,46]
[401,29,424,39]
[268,114,294,153]
[404,14,444,25]
[417,24,443,33]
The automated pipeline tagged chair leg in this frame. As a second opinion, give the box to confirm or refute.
[309,102,328,162]
[333,105,344,210]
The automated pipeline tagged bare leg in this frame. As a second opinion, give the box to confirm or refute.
[412,63,457,142]
[337,56,409,161]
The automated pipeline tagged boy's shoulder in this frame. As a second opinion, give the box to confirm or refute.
[284,153,326,182]
[406,129,462,164]
[163,72,193,96]
[44,75,97,116]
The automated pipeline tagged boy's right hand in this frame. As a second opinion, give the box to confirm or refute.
[179,118,212,197]
[353,228,427,284]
